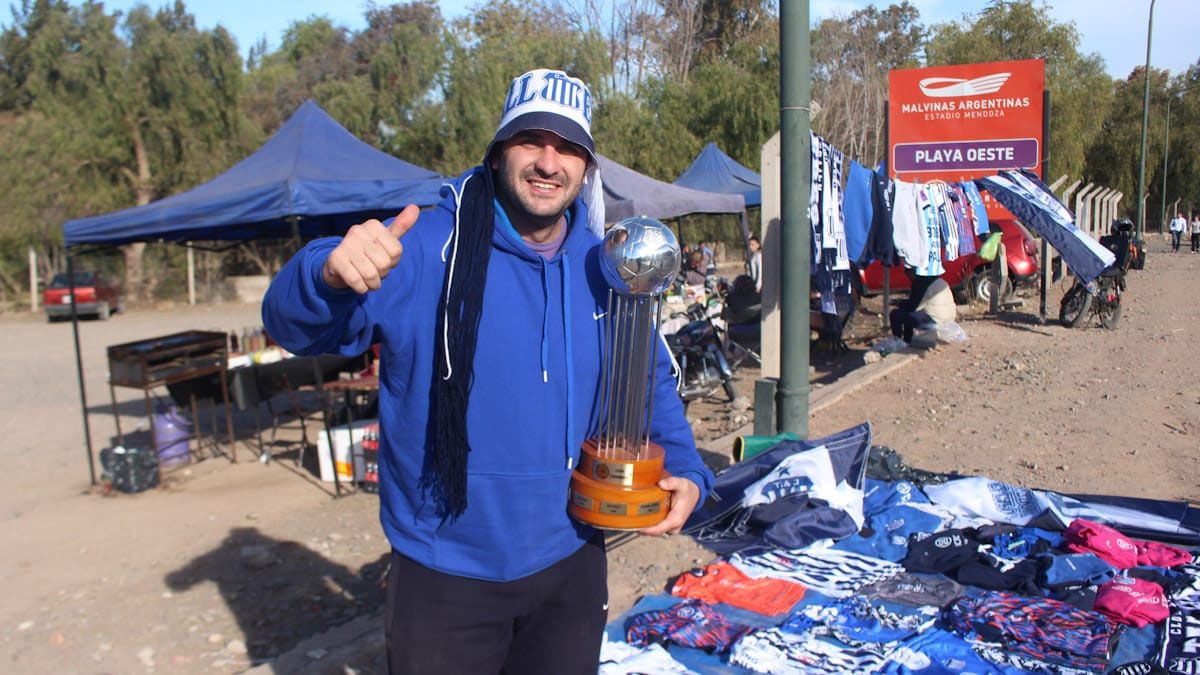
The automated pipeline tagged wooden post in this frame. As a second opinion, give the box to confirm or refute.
[187,246,196,305]
[28,246,37,312]
[989,243,1007,314]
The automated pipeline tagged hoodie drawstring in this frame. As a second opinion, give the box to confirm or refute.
[562,253,575,470]
[439,174,471,381]
[538,260,550,384]
[536,254,575,470]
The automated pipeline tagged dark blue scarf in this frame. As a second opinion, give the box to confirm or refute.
[426,168,495,520]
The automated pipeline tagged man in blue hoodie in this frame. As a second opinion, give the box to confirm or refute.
[262,68,713,674]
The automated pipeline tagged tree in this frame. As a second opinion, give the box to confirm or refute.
[242,16,361,134]
[397,0,610,175]
[1084,66,1176,227]
[360,1,447,154]
[1158,63,1200,219]
[812,2,924,165]
[925,0,1112,186]
[653,0,775,83]
[0,0,249,299]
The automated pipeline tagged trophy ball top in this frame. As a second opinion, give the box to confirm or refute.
[599,216,681,296]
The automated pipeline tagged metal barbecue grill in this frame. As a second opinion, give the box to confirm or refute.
[106,331,237,470]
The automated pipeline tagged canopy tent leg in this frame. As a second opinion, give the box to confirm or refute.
[68,253,97,486]
[289,215,301,248]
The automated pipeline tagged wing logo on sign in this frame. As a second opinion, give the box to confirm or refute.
[919,73,1011,98]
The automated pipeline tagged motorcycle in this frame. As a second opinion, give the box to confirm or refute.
[664,299,741,408]
[1058,269,1124,329]
[1059,219,1132,330]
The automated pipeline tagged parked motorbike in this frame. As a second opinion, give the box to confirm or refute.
[1059,219,1132,330]
[665,299,740,408]
[1058,269,1124,329]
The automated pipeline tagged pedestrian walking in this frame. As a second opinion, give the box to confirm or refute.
[1192,213,1200,253]
[1169,213,1186,252]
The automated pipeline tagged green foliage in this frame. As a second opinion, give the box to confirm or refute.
[362,2,446,153]
[1086,63,1200,227]
[243,16,360,133]
[0,0,251,299]
[925,0,1112,184]
[394,0,610,174]
[597,10,778,181]
[812,2,924,164]
[3,0,1193,302]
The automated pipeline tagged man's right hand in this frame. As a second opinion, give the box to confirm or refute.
[322,204,420,293]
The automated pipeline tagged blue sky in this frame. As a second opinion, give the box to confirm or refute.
[38,1,1200,79]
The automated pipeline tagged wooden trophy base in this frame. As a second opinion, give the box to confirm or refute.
[568,438,669,530]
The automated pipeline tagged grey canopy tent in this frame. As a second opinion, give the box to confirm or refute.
[60,100,448,484]
[597,155,750,245]
[673,142,762,208]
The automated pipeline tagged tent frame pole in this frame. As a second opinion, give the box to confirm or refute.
[68,252,98,486]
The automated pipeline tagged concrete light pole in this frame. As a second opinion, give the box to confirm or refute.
[777,0,811,437]
[1160,83,1198,233]
[1135,0,1156,239]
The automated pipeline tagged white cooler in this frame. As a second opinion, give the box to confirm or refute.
[315,419,376,483]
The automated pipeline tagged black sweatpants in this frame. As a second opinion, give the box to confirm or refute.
[385,532,608,675]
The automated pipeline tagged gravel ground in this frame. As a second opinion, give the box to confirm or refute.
[1,236,1196,673]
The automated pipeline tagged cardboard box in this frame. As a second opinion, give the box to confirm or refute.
[315,419,376,483]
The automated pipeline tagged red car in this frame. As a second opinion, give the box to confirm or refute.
[43,271,124,321]
[856,219,1039,303]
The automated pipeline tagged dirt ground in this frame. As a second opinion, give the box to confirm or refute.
[1,236,1197,674]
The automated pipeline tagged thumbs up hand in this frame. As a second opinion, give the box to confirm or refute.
[322,204,420,293]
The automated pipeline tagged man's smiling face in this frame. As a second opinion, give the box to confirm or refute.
[491,129,589,232]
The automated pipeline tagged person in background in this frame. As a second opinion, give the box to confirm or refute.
[700,240,716,276]
[1169,212,1186,252]
[262,68,713,675]
[684,248,709,286]
[1191,213,1200,253]
[889,270,956,343]
[747,236,763,293]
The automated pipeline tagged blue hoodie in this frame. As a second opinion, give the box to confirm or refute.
[263,167,714,581]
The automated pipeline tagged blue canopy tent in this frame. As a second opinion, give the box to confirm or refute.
[63,100,446,247]
[61,100,447,485]
[598,155,751,248]
[673,142,762,208]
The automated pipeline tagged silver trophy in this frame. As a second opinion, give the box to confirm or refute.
[570,216,681,529]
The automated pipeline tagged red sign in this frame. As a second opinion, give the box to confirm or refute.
[889,59,1045,219]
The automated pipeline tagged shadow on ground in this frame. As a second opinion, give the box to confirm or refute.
[165,527,388,668]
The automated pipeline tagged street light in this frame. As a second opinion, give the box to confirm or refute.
[1160,83,1198,231]
[1135,0,1156,239]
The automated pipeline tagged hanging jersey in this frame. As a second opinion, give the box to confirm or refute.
[891,180,926,266]
[914,185,944,277]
